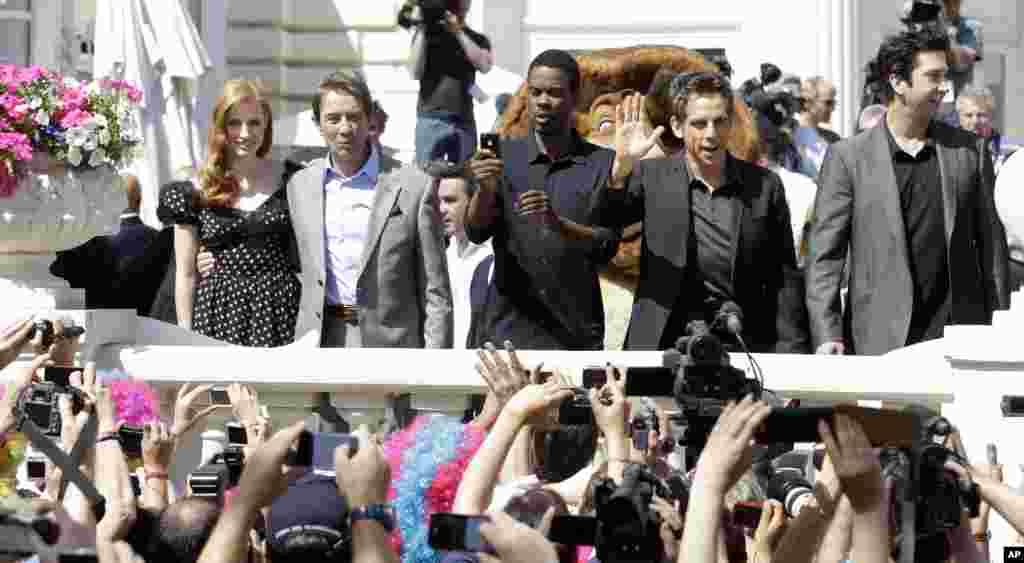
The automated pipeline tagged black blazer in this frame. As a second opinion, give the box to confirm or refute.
[805,120,1010,355]
[595,154,809,352]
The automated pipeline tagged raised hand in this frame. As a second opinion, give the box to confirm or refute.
[818,414,882,513]
[171,383,229,439]
[334,426,390,507]
[235,421,307,512]
[142,421,175,470]
[227,383,261,426]
[589,367,628,439]
[0,352,49,433]
[474,341,537,429]
[611,93,664,185]
[0,317,34,370]
[750,500,786,563]
[694,395,772,495]
[502,379,575,429]
[467,151,504,194]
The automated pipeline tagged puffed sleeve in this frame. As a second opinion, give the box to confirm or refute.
[156,181,200,226]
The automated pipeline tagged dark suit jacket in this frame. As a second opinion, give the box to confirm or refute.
[109,214,159,267]
[805,120,1011,355]
[595,154,809,352]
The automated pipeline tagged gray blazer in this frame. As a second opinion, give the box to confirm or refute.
[287,153,453,348]
[805,120,1010,355]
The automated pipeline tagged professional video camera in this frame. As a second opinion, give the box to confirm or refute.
[0,506,96,562]
[882,415,981,563]
[549,464,677,563]
[397,0,450,31]
[740,63,804,125]
[901,0,945,30]
[623,302,763,468]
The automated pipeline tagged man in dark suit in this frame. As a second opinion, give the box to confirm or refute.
[110,175,160,267]
[595,74,807,352]
[806,26,1010,356]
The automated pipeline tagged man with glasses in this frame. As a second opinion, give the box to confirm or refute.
[956,85,1016,175]
[595,73,808,352]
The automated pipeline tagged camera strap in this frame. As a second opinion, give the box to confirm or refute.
[20,419,106,522]
[60,412,98,501]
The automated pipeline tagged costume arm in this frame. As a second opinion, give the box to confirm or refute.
[418,177,454,348]
[805,147,853,348]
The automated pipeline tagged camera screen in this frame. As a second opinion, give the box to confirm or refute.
[428,514,492,552]
[582,367,607,389]
[44,366,77,388]
[27,460,45,479]
[227,424,248,445]
[313,432,358,472]
[209,388,231,406]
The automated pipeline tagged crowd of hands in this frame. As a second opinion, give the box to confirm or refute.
[3,317,1024,563]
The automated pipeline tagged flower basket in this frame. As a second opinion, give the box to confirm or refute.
[0,65,143,313]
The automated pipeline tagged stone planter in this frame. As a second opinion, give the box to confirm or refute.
[0,162,124,316]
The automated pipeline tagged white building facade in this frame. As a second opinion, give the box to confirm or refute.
[6,0,1024,155]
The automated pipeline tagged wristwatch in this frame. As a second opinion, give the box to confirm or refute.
[350,504,395,532]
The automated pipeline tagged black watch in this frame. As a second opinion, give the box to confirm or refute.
[350,504,395,532]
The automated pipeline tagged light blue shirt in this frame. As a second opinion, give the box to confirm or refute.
[323,146,379,305]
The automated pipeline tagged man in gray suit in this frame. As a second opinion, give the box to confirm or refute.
[288,70,452,349]
[806,26,1009,356]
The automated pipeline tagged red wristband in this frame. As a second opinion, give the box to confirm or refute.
[144,469,169,480]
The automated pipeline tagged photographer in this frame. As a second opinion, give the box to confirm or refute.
[406,0,493,164]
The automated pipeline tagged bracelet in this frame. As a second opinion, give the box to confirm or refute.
[974,530,991,542]
[96,433,122,446]
[144,470,169,480]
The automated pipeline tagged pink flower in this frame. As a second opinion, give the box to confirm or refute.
[0,132,32,161]
[60,108,91,129]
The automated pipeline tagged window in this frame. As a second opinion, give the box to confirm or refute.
[0,0,32,66]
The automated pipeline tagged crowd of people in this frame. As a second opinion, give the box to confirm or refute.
[3,320,1024,563]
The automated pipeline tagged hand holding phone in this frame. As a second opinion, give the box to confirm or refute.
[428,513,495,553]
[209,387,231,406]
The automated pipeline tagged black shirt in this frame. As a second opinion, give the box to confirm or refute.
[417,27,490,120]
[885,124,950,345]
[663,159,743,341]
[464,131,618,349]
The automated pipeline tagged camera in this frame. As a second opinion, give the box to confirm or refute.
[759,451,816,517]
[558,388,594,425]
[188,448,244,503]
[26,319,85,350]
[16,382,85,437]
[901,0,943,27]
[623,304,762,468]
[549,464,675,563]
[397,0,449,31]
[880,415,981,563]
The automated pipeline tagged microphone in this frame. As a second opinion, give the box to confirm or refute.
[715,301,744,335]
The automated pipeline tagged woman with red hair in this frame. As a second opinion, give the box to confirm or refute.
[158,79,300,346]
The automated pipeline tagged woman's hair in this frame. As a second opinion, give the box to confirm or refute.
[199,79,274,208]
[531,424,599,484]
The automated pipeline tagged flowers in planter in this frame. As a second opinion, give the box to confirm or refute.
[0,65,144,197]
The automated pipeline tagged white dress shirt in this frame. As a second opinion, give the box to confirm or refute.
[324,147,379,305]
[446,233,492,348]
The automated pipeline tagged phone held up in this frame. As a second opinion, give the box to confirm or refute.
[480,133,501,159]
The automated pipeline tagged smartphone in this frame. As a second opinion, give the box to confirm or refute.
[548,515,598,545]
[27,459,45,480]
[119,426,144,457]
[226,422,248,446]
[428,513,494,553]
[582,367,607,390]
[480,133,501,158]
[285,430,314,467]
[130,474,142,497]
[733,500,764,528]
[313,432,359,472]
[44,366,78,388]
[209,387,231,406]
[987,443,999,466]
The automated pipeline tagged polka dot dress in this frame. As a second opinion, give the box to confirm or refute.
[157,181,300,347]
